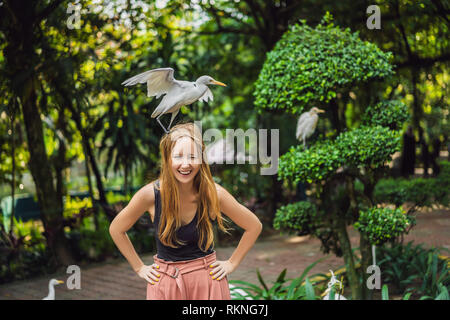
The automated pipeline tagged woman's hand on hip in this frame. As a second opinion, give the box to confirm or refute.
[136,263,161,285]
[209,260,236,281]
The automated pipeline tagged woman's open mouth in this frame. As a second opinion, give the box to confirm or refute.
[178,169,192,176]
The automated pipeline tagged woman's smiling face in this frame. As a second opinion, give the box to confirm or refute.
[171,136,201,183]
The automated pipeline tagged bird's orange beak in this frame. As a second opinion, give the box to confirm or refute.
[211,80,227,87]
[317,109,325,113]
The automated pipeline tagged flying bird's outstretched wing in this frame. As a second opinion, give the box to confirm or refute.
[121,67,179,98]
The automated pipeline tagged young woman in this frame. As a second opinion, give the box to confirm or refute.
[109,122,262,300]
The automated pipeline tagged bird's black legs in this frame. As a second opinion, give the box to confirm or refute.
[156,116,169,134]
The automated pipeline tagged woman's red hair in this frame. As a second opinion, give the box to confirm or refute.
[154,121,228,251]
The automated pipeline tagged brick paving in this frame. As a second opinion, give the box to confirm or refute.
[0,208,448,300]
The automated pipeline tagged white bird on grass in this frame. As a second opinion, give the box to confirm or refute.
[296,107,325,147]
[42,279,64,300]
[122,67,227,133]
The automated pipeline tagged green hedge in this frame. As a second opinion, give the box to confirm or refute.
[374,160,450,207]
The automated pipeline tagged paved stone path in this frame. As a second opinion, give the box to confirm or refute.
[1,208,448,300]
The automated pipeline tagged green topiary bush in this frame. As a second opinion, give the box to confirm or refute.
[278,140,341,184]
[362,100,409,131]
[255,11,411,299]
[353,207,415,245]
[335,125,402,168]
[273,201,319,233]
[254,12,394,115]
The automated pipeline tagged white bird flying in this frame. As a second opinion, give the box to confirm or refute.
[42,279,64,300]
[296,107,325,147]
[122,67,227,133]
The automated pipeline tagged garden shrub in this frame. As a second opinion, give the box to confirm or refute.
[229,256,328,300]
[362,100,409,131]
[278,140,341,184]
[335,125,402,168]
[374,160,450,207]
[354,207,414,245]
[273,201,318,233]
[376,241,450,297]
[0,216,55,283]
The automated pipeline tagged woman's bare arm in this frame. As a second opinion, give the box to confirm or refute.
[215,183,262,270]
[109,183,154,272]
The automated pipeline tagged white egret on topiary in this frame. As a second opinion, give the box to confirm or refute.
[296,107,325,147]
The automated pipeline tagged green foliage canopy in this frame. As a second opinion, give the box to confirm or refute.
[253,13,395,115]
[278,140,340,185]
[335,125,402,168]
[278,125,402,185]
[362,100,410,131]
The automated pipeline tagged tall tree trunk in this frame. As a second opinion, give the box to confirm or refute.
[334,215,361,299]
[20,85,75,266]
[338,176,362,299]
[400,126,416,177]
[86,137,109,205]
[261,111,283,222]
[54,85,109,207]
[83,144,99,231]
[359,233,373,300]
[411,68,431,177]
[9,100,17,234]
[54,112,68,203]
[70,102,112,219]
[2,0,75,265]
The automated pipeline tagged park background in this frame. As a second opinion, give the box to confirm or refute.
[0,0,448,300]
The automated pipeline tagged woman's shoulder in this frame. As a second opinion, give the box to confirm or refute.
[213,181,230,204]
[133,180,158,205]
[213,182,239,207]
[213,182,223,197]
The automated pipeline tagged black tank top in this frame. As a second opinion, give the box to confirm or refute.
[153,179,214,262]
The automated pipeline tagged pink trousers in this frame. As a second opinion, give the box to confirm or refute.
[146,251,231,300]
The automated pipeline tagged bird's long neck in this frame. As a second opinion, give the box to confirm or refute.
[195,77,203,84]
[47,283,55,299]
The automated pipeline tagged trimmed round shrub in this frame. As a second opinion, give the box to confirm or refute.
[362,100,410,131]
[354,207,415,245]
[273,201,318,233]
